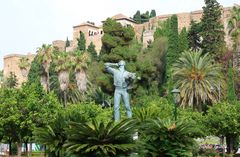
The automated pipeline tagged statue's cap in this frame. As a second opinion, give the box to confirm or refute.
[118,60,125,66]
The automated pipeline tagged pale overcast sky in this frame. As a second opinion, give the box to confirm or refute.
[0,0,239,69]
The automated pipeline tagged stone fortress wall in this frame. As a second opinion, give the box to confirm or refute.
[3,5,237,86]
[3,53,35,86]
[55,5,234,52]
[138,6,233,48]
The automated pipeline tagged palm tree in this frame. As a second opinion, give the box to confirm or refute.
[172,50,224,111]
[64,119,137,157]
[140,118,202,157]
[54,52,71,107]
[37,44,53,92]
[72,51,90,93]
[228,6,240,73]
[18,57,30,77]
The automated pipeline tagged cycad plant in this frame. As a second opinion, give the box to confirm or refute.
[37,44,53,92]
[139,118,201,157]
[54,51,71,107]
[72,51,90,92]
[18,56,30,77]
[64,119,137,157]
[172,50,224,111]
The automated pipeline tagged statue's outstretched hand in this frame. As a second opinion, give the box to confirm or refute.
[104,63,118,66]
[129,73,136,79]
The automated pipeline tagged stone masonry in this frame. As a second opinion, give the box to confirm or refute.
[3,53,35,86]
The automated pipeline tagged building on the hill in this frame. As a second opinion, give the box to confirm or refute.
[110,13,137,26]
[72,22,103,54]
[3,4,238,84]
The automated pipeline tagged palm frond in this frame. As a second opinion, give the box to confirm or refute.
[64,119,137,156]
[172,50,224,110]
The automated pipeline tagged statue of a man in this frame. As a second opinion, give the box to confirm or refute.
[104,60,136,121]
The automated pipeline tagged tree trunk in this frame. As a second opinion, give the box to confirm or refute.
[29,143,32,157]
[58,71,69,92]
[42,61,50,92]
[20,68,28,77]
[9,141,12,156]
[226,134,236,154]
[75,70,87,92]
[40,75,48,91]
[64,90,67,108]
[47,71,50,92]
[17,142,22,157]
[25,141,28,157]
[44,145,46,157]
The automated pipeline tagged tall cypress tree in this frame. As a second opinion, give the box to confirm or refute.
[200,0,225,60]
[87,42,97,60]
[65,37,70,48]
[164,15,179,98]
[77,31,86,51]
[133,11,141,24]
[141,11,150,23]
[150,10,156,18]
[65,37,70,51]
[188,20,202,51]
[179,27,189,53]
[168,15,179,67]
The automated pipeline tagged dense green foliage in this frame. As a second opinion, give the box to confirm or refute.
[188,20,202,51]
[101,18,135,56]
[167,15,179,68]
[0,83,61,155]
[77,31,86,51]
[201,0,226,60]
[133,10,156,24]
[3,72,18,88]
[205,102,240,153]
[133,11,141,24]
[87,41,98,60]
[178,27,189,53]
[150,10,156,18]
[27,56,43,85]
[136,38,167,96]
[154,15,179,97]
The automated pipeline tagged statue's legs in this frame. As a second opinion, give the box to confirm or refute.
[114,89,121,121]
[122,90,132,118]
[114,88,132,121]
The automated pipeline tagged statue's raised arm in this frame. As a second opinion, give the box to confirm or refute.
[104,62,118,74]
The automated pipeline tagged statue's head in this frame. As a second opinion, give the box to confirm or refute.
[118,60,126,67]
